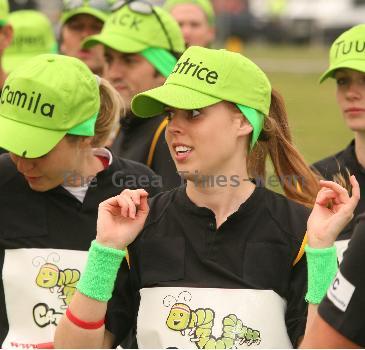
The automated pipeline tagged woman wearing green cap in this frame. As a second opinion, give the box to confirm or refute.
[55,46,322,348]
[0,53,161,348]
[313,24,365,263]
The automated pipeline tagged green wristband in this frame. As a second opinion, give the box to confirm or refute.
[305,244,338,304]
[77,240,126,302]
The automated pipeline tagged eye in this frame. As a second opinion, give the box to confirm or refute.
[335,77,349,86]
[189,109,201,119]
[165,109,175,121]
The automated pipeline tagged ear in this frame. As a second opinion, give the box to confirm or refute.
[207,26,216,44]
[155,73,166,87]
[236,113,253,138]
[0,25,13,52]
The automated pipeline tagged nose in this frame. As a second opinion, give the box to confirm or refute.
[12,154,35,174]
[345,82,362,100]
[106,60,126,80]
[166,112,186,135]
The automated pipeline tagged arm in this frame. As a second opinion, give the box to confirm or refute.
[299,176,360,347]
[301,313,359,348]
[54,293,114,348]
[54,189,149,348]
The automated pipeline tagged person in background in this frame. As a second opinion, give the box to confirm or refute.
[3,10,57,73]
[164,0,215,47]
[83,2,186,191]
[59,0,115,75]
[313,24,365,262]
[0,53,160,348]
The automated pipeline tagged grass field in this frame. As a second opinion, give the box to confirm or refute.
[243,43,353,165]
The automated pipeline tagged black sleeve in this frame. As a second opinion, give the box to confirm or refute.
[151,132,184,192]
[318,216,365,347]
[285,254,308,347]
[105,258,140,348]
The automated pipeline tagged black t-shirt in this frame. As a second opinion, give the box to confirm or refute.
[112,113,182,192]
[313,140,365,260]
[319,213,365,347]
[106,186,310,348]
[0,152,161,348]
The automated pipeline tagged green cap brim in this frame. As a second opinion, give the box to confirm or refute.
[61,7,107,24]
[83,33,146,52]
[320,59,365,83]
[132,83,221,117]
[0,114,66,158]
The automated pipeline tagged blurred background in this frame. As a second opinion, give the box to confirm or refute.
[8,0,356,165]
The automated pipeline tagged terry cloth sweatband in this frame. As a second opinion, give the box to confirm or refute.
[67,112,98,136]
[141,47,178,78]
[305,245,338,304]
[77,240,126,302]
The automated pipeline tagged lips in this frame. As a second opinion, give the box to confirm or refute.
[344,107,365,113]
[172,143,193,162]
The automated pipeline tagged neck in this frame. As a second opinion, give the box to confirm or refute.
[186,166,255,228]
[65,149,105,187]
[354,132,365,168]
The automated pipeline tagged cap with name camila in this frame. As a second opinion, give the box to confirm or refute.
[0,0,8,26]
[132,46,271,146]
[3,10,58,73]
[0,54,100,158]
[320,24,365,83]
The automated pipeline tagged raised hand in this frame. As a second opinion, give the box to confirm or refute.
[307,175,360,248]
[96,189,150,250]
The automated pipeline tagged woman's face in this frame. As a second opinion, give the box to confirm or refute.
[165,101,252,181]
[335,68,365,132]
[9,137,87,192]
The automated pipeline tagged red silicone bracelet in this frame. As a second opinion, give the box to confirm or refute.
[66,308,105,330]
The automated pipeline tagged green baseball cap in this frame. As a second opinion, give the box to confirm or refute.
[320,24,365,83]
[0,0,9,26]
[0,54,100,158]
[132,46,271,147]
[3,10,58,73]
[83,4,185,53]
[61,0,116,24]
[164,0,215,25]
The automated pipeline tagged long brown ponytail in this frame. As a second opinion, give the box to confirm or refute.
[248,89,320,207]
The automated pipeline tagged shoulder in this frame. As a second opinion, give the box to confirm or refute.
[261,188,310,241]
[145,187,180,225]
[110,153,157,178]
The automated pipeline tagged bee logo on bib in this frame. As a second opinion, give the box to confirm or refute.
[163,291,261,349]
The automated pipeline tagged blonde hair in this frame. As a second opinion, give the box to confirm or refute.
[92,77,124,147]
[247,89,321,208]
[67,78,125,147]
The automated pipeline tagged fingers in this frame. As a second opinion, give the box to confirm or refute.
[99,189,149,219]
[315,188,336,207]
[319,180,350,204]
[347,175,360,212]
[118,189,149,219]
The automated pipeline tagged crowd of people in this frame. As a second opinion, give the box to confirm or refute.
[0,0,364,348]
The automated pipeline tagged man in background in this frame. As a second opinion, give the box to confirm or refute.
[164,0,215,47]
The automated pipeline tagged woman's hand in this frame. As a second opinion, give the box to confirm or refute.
[307,175,360,248]
[96,189,150,250]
